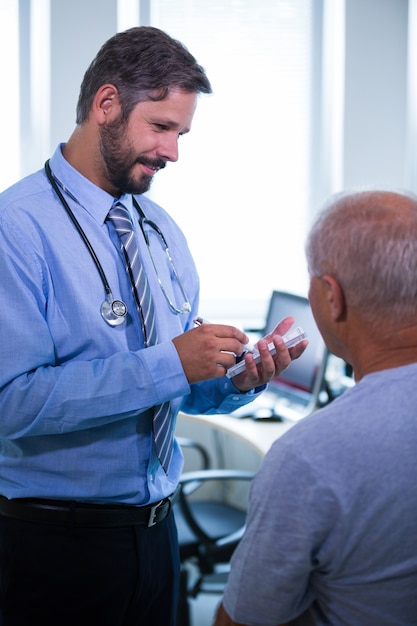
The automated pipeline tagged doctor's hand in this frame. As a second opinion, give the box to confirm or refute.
[231,316,308,393]
[172,323,250,384]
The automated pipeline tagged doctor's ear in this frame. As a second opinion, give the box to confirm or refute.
[321,274,346,321]
[92,84,121,124]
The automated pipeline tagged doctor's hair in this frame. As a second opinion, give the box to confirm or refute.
[305,189,417,327]
[76,26,212,125]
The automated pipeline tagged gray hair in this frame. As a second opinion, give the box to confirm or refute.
[306,190,417,326]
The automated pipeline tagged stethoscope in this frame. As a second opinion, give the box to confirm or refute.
[44,160,191,327]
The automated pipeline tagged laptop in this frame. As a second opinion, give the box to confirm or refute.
[232,290,329,422]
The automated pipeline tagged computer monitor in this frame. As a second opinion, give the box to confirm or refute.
[262,290,328,420]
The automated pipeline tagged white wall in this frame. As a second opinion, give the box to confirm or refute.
[49,0,117,150]
[18,0,413,192]
[343,0,409,190]
[19,0,118,175]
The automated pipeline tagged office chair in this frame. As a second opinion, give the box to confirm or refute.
[175,437,255,626]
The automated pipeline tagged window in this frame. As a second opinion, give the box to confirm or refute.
[0,0,20,191]
[148,0,316,323]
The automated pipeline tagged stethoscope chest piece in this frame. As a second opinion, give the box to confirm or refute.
[101,297,127,327]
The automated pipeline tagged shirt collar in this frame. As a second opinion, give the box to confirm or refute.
[48,144,132,225]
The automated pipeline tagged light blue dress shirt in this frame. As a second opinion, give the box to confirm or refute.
[0,145,261,505]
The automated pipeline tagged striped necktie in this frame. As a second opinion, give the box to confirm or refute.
[107,201,173,473]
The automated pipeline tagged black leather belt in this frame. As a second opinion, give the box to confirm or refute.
[0,487,180,528]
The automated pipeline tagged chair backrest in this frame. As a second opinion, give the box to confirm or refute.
[177,468,254,561]
[177,436,211,473]
[174,438,255,626]
[175,436,255,568]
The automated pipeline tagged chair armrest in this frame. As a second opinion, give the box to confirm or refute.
[177,436,211,471]
[179,469,255,482]
[177,469,255,547]
[179,468,254,496]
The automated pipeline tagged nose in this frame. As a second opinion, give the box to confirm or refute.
[158,133,179,163]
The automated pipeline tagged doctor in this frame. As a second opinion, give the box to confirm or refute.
[0,26,304,626]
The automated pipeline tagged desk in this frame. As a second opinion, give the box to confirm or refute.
[177,412,294,457]
[176,413,293,472]
[176,413,297,515]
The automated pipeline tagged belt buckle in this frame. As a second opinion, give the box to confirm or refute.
[147,499,164,527]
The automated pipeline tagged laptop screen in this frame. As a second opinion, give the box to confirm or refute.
[263,290,328,402]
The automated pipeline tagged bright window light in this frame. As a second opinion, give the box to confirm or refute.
[30,0,51,165]
[117,0,140,31]
[149,0,314,323]
[0,1,19,191]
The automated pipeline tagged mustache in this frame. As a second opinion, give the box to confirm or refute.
[136,157,167,171]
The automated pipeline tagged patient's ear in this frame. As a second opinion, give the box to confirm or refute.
[321,274,346,321]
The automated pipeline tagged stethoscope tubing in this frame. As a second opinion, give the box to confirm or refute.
[44,160,190,326]
[45,159,113,299]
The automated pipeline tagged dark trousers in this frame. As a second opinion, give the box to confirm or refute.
[0,510,180,626]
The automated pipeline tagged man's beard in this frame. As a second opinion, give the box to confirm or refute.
[99,118,166,195]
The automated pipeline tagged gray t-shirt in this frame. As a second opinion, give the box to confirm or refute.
[223,362,417,625]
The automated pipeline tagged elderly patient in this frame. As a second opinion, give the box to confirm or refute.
[213,189,417,626]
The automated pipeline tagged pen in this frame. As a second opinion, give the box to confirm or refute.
[193,316,255,353]
[193,316,210,327]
